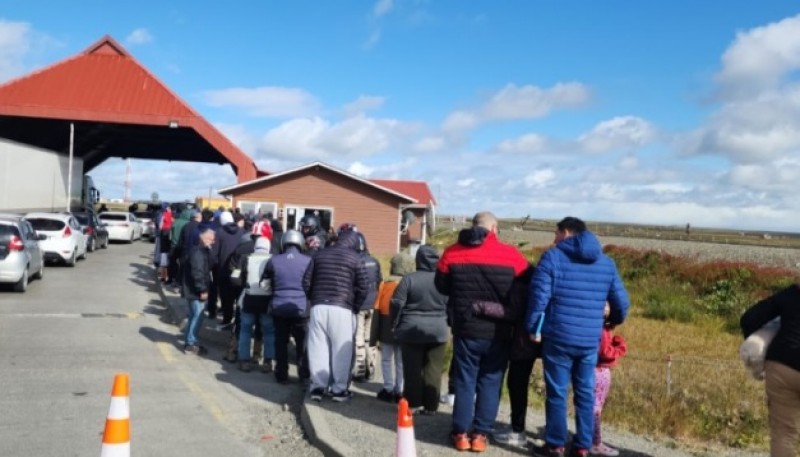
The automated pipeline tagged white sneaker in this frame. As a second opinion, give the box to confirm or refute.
[492,430,527,447]
[439,393,455,407]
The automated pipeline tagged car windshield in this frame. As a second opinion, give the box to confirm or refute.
[134,212,152,219]
[0,223,19,240]
[99,214,127,221]
[27,218,65,231]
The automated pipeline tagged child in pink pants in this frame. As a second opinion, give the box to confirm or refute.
[592,317,627,457]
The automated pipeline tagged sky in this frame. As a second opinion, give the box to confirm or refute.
[2,1,800,232]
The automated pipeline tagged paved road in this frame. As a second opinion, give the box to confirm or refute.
[0,241,321,457]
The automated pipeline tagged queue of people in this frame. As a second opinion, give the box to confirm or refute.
[173,208,638,457]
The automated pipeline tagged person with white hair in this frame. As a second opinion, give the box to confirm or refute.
[236,236,275,373]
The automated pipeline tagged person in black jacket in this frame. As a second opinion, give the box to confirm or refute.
[391,245,449,415]
[182,227,215,355]
[211,211,246,326]
[303,230,368,402]
[352,230,382,383]
[740,284,800,457]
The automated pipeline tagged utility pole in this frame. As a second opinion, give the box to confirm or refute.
[124,159,132,203]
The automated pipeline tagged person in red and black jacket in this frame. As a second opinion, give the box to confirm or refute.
[434,211,531,453]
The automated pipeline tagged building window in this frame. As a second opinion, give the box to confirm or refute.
[237,200,278,217]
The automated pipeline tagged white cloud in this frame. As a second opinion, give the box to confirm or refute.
[441,82,591,135]
[577,116,656,154]
[494,133,548,154]
[373,0,394,17]
[201,86,322,118]
[716,14,800,97]
[125,28,154,46]
[413,136,446,153]
[0,19,31,81]
[348,161,375,177]
[343,95,386,117]
[457,178,475,187]
[523,169,556,189]
[726,159,800,193]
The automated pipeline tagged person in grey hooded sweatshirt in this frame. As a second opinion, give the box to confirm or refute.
[391,245,449,415]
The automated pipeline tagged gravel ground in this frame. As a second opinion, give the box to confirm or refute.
[501,230,800,271]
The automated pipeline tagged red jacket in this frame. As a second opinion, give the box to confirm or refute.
[597,326,627,368]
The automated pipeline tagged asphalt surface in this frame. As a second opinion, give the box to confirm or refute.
[0,240,320,457]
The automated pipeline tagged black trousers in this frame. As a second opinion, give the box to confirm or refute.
[401,342,447,411]
[218,278,237,324]
[206,270,219,317]
[273,316,309,382]
[506,358,538,432]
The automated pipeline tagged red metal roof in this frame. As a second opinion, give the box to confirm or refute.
[370,179,436,206]
[0,35,258,181]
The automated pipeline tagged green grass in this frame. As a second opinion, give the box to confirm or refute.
[401,227,800,451]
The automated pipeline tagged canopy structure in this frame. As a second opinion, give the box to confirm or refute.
[0,35,259,181]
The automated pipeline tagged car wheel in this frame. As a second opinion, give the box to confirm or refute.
[33,261,44,280]
[102,236,109,249]
[78,244,87,260]
[129,231,134,244]
[66,250,77,267]
[88,237,95,253]
[13,268,28,293]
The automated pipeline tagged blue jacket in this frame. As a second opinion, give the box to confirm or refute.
[526,230,629,348]
[265,246,312,318]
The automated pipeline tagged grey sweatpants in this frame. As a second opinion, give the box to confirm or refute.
[307,305,356,394]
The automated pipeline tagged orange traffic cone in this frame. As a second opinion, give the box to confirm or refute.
[100,373,130,457]
[395,398,417,457]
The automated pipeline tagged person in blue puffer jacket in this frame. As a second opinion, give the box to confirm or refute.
[526,217,629,457]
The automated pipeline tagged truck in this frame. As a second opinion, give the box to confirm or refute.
[0,137,100,214]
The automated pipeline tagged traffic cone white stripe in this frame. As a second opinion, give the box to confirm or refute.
[106,397,130,420]
[100,443,130,457]
[395,398,417,457]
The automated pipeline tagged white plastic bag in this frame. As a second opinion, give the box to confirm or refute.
[739,317,780,380]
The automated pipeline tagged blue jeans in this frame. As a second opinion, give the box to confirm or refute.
[451,336,510,435]
[542,340,598,450]
[185,299,205,347]
[238,311,275,361]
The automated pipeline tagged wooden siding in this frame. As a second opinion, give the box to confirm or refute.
[230,167,406,255]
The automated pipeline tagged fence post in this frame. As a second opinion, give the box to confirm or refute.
[665,354,672,396]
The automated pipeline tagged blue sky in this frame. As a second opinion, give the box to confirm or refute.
[2,1,800,232]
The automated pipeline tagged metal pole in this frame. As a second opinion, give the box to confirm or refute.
[66,123,74,212]
[665,354,672,396]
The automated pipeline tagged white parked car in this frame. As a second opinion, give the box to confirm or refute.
[0,214,45,291]
[98,212,143,243]
[25,212,88,267]
[133,211,156,240]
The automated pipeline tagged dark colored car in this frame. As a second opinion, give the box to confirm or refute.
[72,211,109,252]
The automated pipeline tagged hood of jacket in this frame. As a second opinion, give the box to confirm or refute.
[390,252,415,276]
[415,245,439,272]
[334,230,360,251]
[457,226,490,247]
[222,222,240,235]
[178,209,192,221]
[557,230,602,263]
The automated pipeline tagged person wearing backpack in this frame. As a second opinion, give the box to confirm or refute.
[264,229,312,384]
[236,236,275,373]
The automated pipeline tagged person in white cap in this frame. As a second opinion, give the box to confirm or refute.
[211,211,245,326]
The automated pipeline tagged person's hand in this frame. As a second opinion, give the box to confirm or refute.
[200,292,208,301]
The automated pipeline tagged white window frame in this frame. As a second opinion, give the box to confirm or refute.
[237,200,278,217]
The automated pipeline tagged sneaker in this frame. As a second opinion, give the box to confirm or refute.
[569,448,589,457]
[469,433,488,452]
[440,393,455,407]
[238,361,253,373]
[532,444,565,457]
[450,432,471,452]
[330,390,353,402]
[261,359,273,374]
[589,443,619,457]
[412,407,436,416]
[309,388,325,402]
[393,391,403,403]
[184,345,208,355]
[493,430,527,447]
[376,388,395,402]
[216,321,234,331]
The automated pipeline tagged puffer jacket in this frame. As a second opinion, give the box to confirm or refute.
[210,223,244,274]
[391,245,449,344]
[740,284,800,373]
[265,246,312,318]
[303,230,368,312]
[358,250,383,311]
[526,230,630,348]
[435,227,529,340]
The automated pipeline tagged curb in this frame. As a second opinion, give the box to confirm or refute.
[300,400,354,457]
